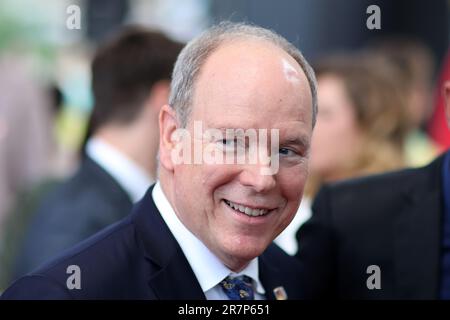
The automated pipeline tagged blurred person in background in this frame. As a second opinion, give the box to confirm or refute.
[275,54,410,255]
[0,84,65,291]
[295,72,450,299]
[11,26,182,280]
[307,55,410,193]
[429,49,450,150]
[0,55,54,235]
[366,37,439,167]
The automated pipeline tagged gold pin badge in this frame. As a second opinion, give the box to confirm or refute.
[273,286,288,300]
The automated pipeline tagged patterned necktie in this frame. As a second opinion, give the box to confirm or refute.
[220,275,255,300]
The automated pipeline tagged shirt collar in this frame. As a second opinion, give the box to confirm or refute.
[152,181,265,295]
[86,137,153,202]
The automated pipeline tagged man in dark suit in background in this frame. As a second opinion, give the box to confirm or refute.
[296,80,450,299]
[12,27,182,279]
[2,21,317,299]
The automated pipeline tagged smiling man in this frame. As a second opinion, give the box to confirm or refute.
[1,22,317,300]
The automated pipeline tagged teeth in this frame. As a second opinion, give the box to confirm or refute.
[224,200,269,217]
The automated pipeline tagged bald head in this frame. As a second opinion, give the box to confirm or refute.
[169,22,317,128]
[192,39,312,129]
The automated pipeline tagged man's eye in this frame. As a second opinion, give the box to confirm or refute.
[217,139,236,151]
[221,139,234,146]
[279,148,296,156]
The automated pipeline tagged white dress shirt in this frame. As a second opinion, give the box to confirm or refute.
[152,182,266,300]
[274,198,312,255]
[86,137,153,203]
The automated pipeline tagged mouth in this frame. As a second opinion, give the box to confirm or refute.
[223,199,273,217]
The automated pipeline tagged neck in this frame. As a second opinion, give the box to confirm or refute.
[94,123,158,179]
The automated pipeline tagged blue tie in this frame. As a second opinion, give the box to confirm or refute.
[220,275,255,300]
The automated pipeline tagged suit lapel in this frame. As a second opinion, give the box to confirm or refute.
[132,185,206,300]
[394,156,444,299]
[259,247,290,300]
[147,248,206,300]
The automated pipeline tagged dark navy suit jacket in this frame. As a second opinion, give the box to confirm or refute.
[2,186,304,299]
[13,156,133,279]
[296,154,444,299]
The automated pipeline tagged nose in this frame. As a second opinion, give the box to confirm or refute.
[238,163,277,193]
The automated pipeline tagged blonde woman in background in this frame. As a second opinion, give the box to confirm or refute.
[275,54,411,254]
[365,37,439,167]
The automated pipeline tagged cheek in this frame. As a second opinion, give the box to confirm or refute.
[203,164,243,195]
[337,119,364,163]
[313,115,358,159]
[311,118,342,154]
[278,164,308,202]
[310,128,336,171]
[275,167,307,231]
[173,165,211,213]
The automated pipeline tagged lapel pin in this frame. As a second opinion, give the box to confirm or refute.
[273,286,288,300]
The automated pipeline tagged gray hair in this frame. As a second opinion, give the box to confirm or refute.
[169,21,318,128]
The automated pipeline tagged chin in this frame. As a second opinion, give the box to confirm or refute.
[223,238,269,262]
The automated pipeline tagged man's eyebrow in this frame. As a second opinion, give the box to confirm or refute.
[215,127,261,135]
[282,135,310,149]
[216,127,252,131]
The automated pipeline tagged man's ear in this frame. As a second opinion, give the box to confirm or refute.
[159,104,179,172]
[444,81,450,128]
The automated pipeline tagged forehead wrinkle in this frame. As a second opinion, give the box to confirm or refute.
[197,39,303,91]
[282,134,310,149]
[191,39,312,129]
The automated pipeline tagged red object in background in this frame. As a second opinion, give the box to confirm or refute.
[428,50,450,151]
